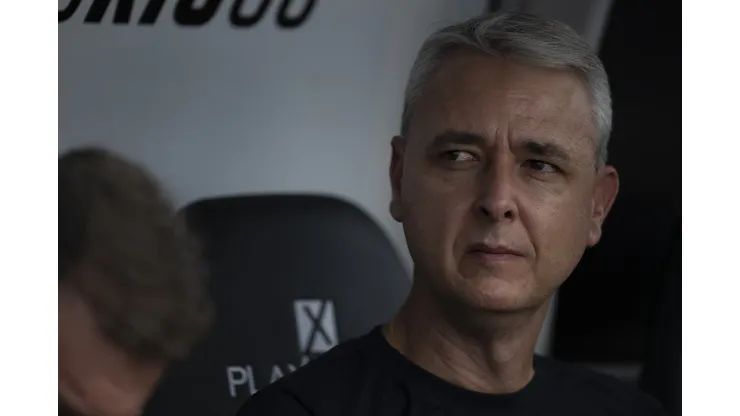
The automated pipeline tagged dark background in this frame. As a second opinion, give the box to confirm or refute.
[542,0,681,364]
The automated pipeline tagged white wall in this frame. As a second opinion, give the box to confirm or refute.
[59,0,487,267]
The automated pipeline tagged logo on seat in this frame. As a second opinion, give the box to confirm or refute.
[226,299,339,398]
[294,299,338,354]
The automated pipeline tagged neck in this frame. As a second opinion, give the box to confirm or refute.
[385,278,550,394]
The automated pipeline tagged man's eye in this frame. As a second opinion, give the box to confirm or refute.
[442,150,478,162]
[524,160,559,173]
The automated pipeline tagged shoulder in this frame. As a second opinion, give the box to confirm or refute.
[236,386,312,416]
[536,356,666,415]
[237,334,375,416]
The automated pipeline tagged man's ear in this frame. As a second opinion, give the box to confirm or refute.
[389,136,406,223]
[587,165,619,246]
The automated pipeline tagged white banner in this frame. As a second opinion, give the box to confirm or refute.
[59,0,487,264]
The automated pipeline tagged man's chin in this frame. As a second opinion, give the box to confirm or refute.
[466,294,536,313]
[448,277,543,313]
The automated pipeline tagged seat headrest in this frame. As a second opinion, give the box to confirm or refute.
[143,194,410,416]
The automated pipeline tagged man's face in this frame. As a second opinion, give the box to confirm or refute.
[390,52,618,312]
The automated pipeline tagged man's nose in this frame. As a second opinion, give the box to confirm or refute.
[474,160,519,223]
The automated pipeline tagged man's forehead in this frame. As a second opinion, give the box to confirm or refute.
[410,52,595,142]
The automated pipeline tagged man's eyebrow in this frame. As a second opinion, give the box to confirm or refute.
[429,132,575,163]
[430,131,488,148]
[522,139,572,163]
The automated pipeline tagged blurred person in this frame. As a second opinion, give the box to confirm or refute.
[238,11,665,416]
[58,148,212,416]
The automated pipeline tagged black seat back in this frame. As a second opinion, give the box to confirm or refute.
[143,194,410,416]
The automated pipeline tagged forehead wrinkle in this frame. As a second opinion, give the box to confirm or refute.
[409,53,596,158]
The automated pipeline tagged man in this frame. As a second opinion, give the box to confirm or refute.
[59,147,212,416]
[238,12,664,415]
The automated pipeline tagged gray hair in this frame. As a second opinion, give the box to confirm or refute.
[401,12,612,166]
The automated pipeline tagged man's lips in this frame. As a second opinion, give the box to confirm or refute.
[467,243,525,259]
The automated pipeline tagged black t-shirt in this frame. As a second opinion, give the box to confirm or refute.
[237,326,665,416]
